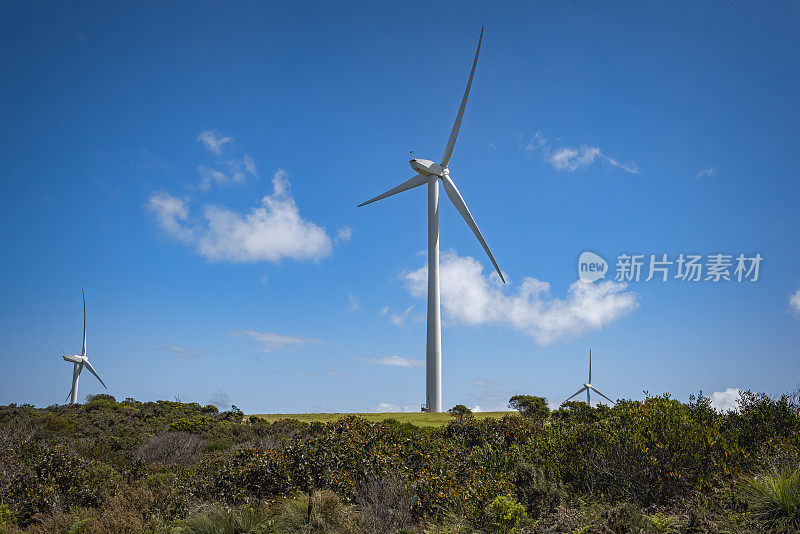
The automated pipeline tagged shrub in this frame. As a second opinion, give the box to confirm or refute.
[168,416,216,434]
[354,474,413,534]
[178,505,271,534]
[602,502,644,534]
[485,495,526,533]
[507,395,549,422]
[742,469,800,532]
[512,463,565,518]
[447,405,472,422]
[135,432,206,466]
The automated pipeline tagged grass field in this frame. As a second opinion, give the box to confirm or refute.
[249,411,512,427]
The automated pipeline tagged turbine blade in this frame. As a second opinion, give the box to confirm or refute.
[65,384,74,404]
[441,28,483,168]
[357,174,426,207]
[590,386,615,405]
[82,359,106,389]
[589,349,592,383]
[82,290,86,356]
[441,174,505,282]
[562,387,586,405]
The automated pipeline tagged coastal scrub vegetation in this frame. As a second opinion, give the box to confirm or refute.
[0,391,799,533]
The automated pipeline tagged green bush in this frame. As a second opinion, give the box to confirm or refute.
[742,469,800,532]
[168,416,217,434]
[485,495,526,533]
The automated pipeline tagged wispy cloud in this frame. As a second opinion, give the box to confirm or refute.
[243,154,257,178]
[348,292,360,312]
[524,131,639,174]
[695,167,717,178]
[230,330,324,353]
[403,251,638,344]
[298,369,343,378]
[135,344,206,360]
[198,156,257,191]
[390,305,415,326]
[790,288,800,313]
[198,164,243,191]
[146,193,194,243]
[358,355,424,368]
[147,170,335,263]
[373,402,417,413]
[710,388,741,412]
[335,227,352,244]
[198,130,233,154]
[467,377,519,412]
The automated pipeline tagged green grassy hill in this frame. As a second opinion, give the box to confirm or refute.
[249,411,512,427]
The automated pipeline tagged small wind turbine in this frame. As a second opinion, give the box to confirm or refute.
[358,28,504,413]
[62,290,106,404]
[561,350,615,407]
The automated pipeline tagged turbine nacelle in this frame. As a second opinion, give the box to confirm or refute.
[409,158,443,177]
[63,354,83,363]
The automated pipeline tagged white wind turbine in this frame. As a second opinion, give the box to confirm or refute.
[358,28,504,413]
[561,350,615,407]
[62,290,107,404]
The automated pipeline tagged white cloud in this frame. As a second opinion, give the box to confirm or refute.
[146,192,194,243]
[147,170,334,263]
[198,130,233,154]
[550,145,602,171]
[198,157,257,191]
[695,168,716,178]
[524,131,547,152]
[379,306,389,315]
[390,305,415,326]
[468,377,519,412]
[710,388,741,412]
[198,164,246,191]
[243,154,258,178]
[789,289,800,313]
[373,402,417,413]
[358,355,424,368]
[335,227,352,244]
[524,131,639,174]
[230,330,323,352]
[403,251,638,344]
[348,292,360,312]
[135,344,205,360]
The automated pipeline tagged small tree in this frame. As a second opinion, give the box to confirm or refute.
[508,395,549,421]
[448,404,473,421]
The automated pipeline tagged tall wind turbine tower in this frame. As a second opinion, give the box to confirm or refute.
[62,290,107,404]
[358,29,504,412]
[561,350,616,407]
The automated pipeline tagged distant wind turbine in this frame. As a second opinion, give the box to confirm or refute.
[358,28,504,413]
[63,290,106,404]
[561,350,615,407]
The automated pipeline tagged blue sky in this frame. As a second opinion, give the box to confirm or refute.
[2,1,799,413]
